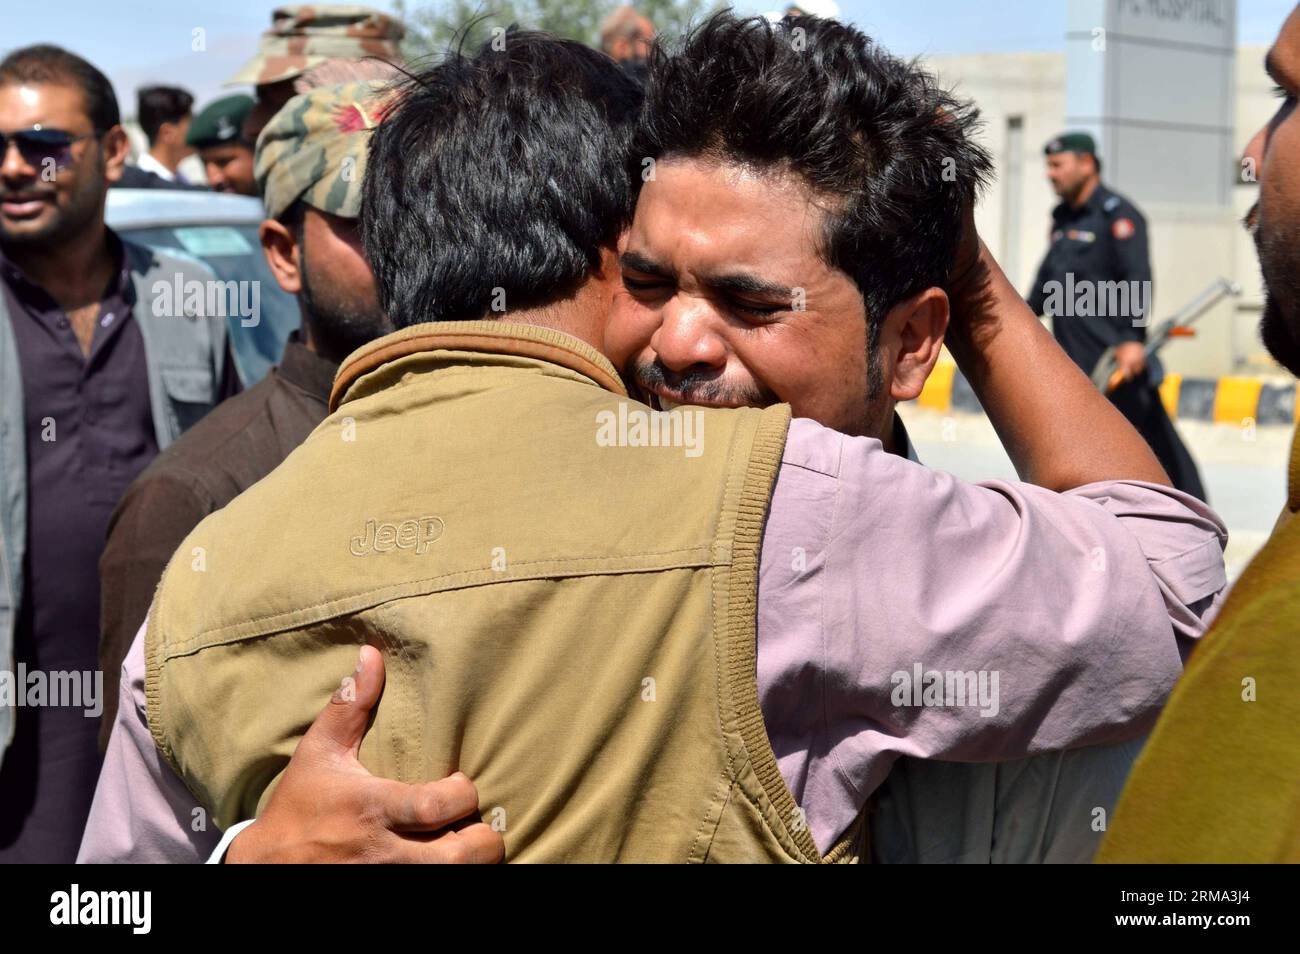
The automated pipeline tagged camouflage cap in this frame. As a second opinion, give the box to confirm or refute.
[255,79,391,221]
[186,94,256,148]
[227,5,404,87]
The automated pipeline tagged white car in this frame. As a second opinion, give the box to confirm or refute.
[106,188,298,387]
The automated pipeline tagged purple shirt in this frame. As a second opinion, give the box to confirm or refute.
[77,416,1227,862]
[759,418,1223,852]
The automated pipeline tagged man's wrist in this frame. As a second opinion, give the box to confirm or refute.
[209,819,257,864]
[945,240,1023,370]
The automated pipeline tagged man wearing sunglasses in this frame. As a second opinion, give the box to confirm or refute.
[0,44,235,862]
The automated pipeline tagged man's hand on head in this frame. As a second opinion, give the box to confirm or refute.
[225,645,505,864]
[942,201,999,368]
[927,201,1168,490]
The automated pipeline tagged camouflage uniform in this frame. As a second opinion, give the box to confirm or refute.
[254,80,392,220]
[228,4,405,88]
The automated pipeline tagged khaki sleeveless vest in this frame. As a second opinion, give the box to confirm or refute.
[146,320,866,862]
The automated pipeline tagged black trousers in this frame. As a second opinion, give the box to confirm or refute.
[1109,376,1207,503]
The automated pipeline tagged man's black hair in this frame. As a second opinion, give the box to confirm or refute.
[632,13,993,344]
[362,29,644,328]
[137,85,194,144]
[0,44,120,133]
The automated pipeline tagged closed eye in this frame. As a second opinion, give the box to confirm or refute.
[622,275,666,292]
[733,300,784,317]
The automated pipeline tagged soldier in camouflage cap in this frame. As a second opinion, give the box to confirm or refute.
[254,78,392,365]
[229,5,404,87]
[254,79,389,221]
[230,5,404,145]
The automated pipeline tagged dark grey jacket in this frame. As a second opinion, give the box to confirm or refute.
[0,239,228,767]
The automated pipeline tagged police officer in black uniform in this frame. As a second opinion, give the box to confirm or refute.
[1027,131,1206,500]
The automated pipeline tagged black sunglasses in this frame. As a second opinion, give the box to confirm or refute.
[0,125,96,170]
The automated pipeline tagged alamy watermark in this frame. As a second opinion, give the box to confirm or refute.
[890,663,1000,718]
[0,665,102,717]
[50,884,150,934]
[152,272,261,327]
[1040,272,1151,327]
[596,401,704,458]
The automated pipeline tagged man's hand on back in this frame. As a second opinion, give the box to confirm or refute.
[225,645,504,863]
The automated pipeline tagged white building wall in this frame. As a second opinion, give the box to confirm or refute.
[922,44,1278,378]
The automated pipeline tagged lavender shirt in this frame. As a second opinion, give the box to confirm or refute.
[78,416,1227,862]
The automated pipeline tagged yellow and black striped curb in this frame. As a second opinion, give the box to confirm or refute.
[917,363,1297,426]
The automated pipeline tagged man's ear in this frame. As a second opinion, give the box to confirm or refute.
[100,125,130,185]
[590,241,622,323]
[599,240,622,281]
[259,218,301,295]
[883,286,949,403]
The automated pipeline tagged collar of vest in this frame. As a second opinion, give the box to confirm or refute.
[329,319,628,412]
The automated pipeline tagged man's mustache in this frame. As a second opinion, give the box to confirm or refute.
[630,358,775,409]
[0,183,56,202]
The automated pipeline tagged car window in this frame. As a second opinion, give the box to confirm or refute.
[119,224,298,387]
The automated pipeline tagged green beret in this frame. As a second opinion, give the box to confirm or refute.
[186,94,255,149]
[254,80,391,221]
[1044,131,1097,157]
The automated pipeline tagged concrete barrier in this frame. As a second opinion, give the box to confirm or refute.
[918,362,1297,426]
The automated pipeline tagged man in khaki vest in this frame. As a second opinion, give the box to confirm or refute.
[79,76,497,864]
[91,21,1224,863]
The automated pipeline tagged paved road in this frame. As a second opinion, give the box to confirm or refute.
[897,405,1289,580]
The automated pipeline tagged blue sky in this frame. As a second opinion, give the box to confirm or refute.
[2,0,1296,112]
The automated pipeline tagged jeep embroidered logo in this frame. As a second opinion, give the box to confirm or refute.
[350,516,445,556]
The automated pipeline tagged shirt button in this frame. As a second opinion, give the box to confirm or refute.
[56,317,69,329]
